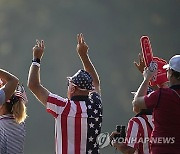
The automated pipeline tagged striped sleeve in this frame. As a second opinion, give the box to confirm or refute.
[125,118,141,149]
[46,93,68,118]
[0,89,5,105]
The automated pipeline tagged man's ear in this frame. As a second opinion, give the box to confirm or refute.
[70,85,76,94]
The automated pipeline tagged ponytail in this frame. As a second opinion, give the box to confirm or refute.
[12,100,27,124]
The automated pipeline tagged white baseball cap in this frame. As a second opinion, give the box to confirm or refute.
[163,55,180,73]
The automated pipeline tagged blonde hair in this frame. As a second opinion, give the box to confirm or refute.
[12,100,27,124]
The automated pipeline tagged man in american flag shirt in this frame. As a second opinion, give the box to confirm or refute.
[28,33,102,154]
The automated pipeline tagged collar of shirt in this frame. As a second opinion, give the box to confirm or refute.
[0,114,14,120]
[71,95,89,101]
[170,84,180,90]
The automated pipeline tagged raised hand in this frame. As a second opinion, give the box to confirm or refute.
[76,33,89,56]
[32,39,45,60]
[134,53,146,73]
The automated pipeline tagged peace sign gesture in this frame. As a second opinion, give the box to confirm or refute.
[32,39,45,60]
[76,33,89,56]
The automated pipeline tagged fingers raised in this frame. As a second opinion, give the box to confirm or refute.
[35,39,44,48]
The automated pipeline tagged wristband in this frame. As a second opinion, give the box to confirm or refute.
[32,58,41,64]
[32,62,40,67]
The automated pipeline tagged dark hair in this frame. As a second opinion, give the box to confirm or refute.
[171,69,180,80]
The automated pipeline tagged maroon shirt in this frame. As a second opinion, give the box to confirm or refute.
[144,85,180,153]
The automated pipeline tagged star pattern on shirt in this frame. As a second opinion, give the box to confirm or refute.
[94,143,97,148]
[89,122,94,128]
[95,117,99,121]
[88,150,92,154]
[89,136,94,142]
[88,105,92,109]
[95,129,99,134]
[94,109,98,114]
[86,92,103,154]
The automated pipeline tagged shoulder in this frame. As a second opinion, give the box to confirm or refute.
[47,93,68,106]
[89,92,101,102]
[128,116,147,128]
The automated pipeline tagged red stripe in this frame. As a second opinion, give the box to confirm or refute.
[61,101,71,154]
[133,118,144,153]
[46,109,58,118]
[48,96,66,107]
[126,120,134,144]
[74,101,82,154]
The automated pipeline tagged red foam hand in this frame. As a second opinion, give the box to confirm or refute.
[140,36,168,86]
[140,36,153,67]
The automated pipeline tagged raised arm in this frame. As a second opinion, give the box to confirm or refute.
[76,33,101,94]
[0,69,19,103]
[132,63,157,112]
[27,40,50,106]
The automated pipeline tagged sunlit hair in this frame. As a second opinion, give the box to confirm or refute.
[5,96,27,124]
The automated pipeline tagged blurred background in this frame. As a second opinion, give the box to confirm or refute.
[0,0,179,153]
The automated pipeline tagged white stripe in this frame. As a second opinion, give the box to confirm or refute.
[47,94,68,116]
[47,103,59,115]
[138,117,149,154]
[79,101,88,154]
[79,101,88,118]
[49,93,68,102]
[80,117,87,154]
[67,116,75,154]
[68,100,77,117]
[0,115,25,154]
[127,121,138,148]
[55,116,62,154]
[147,115,154,129]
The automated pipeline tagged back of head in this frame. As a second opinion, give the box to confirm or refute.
[5,94,27,124]
[163,55,180,81]
[5,84,28,124]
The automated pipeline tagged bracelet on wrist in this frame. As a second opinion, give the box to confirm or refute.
[32,62,40,67]
[32,58,41,64]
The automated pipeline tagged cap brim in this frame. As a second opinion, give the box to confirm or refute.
[163,64,169,70]
[67,77,72,80]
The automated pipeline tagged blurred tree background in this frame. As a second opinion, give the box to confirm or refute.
[0,0,179,153]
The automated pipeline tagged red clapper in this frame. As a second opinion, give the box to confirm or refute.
[140,36,168,86]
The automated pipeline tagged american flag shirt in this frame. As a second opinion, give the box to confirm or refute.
[125,115,153,154]
[46,92,103,154]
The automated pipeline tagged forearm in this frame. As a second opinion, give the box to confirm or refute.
[135,79,149,98]
[27,64,49,105]
[27,65,41,90]
[132,79,149,111]
[0,69,19,102]
[0,69,19,83]
[78,54,100,88]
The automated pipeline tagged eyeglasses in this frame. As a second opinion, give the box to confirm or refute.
[67,80,76,87]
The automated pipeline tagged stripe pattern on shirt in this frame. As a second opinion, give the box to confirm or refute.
[0,114,26,154]
[47,92,103,154]
[125,115,153,154]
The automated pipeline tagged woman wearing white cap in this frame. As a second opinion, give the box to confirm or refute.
[132,55,180,153]
[0,69,28,154]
